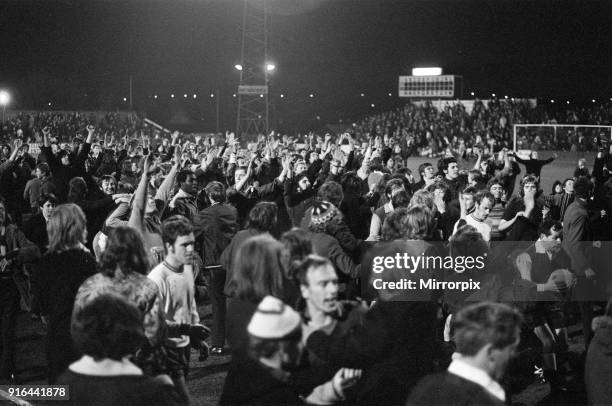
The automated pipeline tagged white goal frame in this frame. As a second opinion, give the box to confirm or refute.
[513,124,612,151]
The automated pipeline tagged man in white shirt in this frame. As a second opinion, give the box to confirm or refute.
[453,190,494,242]
[407,302,523,406]
[148,215,202,404]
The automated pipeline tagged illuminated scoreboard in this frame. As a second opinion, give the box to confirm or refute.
[398,75,460,98]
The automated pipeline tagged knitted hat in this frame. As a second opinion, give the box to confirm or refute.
[310,201,338,226]
[368,172,383,190]
[247,296,301,339]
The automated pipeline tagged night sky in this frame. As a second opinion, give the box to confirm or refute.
[1,0,611,131]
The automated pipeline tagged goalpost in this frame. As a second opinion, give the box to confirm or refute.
[513,124,612,152]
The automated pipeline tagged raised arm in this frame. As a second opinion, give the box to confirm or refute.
[128,154,155,232]
[154,146,180,213]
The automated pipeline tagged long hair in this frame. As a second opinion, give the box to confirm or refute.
[67,177,87,203]
[98,226,150,277]
[232,235,287,303]
[47,203,87,253]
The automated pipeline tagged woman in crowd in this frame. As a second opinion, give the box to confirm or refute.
[57,294,185,406]
[221,201,279,297]
[74,226,166,375]
[37,203,97,383]
[225,235,290,361]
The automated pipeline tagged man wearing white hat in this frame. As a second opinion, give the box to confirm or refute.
[220,296,361,405]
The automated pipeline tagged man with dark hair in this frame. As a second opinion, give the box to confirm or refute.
[486,179,507,241]
[23,162,56,214]
[167,169,197,221]
[23,193,57,254]
[438,157,467,204]
[562,176,596,349]
[415,162,436,190]
[429,181,459,241]
[548,178,575,221]
[407,302,523,406]
[515,219,573,394]
[148,215,201,403]
[193,182,238,356]
[39,125,93,202]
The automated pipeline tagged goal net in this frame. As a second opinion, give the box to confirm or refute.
[513,124,612,155]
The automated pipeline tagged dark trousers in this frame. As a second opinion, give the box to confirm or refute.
[574,276,595,350]
[210,268,227,348]
[0,279,19,378]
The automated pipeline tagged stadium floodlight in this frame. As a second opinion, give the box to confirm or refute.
[234,64,243,71]
[265,63,276,72]
[470,92,475,96]
[0,90,9,106]
[412,67,442,76]
[0,90,9,124]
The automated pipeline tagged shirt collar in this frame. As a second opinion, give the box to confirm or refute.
[69,355,142,377]
[447,357,506,402]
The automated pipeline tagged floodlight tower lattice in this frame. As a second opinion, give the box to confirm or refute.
[236,0,270,138]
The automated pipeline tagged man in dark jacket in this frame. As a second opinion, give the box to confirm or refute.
[562,176,596,349]
[39,125,93,202]
[407,302,523,406]
[193,181,238,355]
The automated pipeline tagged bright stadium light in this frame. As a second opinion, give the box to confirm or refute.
[234,64,243,71]
[388,93,392,97]
[371,103,375,108]
[210,93,215,98]
[0,90,9,124]
[0,90,10,106]
[492,93,496,97]
[550,99,555,103]
[470,92,475,96]
[154,95,158,99]
[412,67,442,76]
[266,63,276,72]
[193,94,197,99]
[360,93,365,97]
[280,94,284,98]
[592,99,596,103]
[309,93,314,98]
[171,94,175,98]
[123,97,127,102]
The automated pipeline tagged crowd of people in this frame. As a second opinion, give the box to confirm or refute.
[1,98,612,405]
[350,98,612,157]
